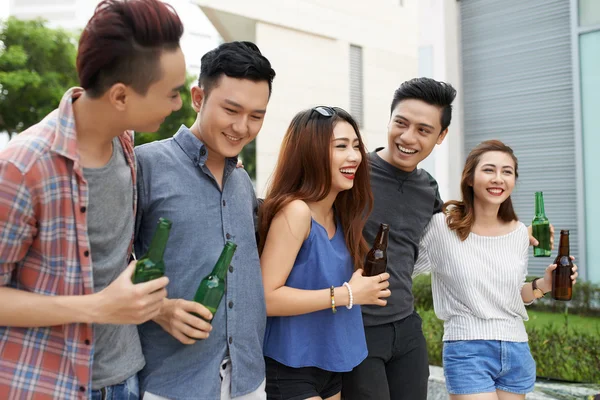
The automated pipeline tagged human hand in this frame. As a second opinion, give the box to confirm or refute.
[348,269,391,307]
[528,223,555,249]
[153,298,214,345]
[94,261,169,325]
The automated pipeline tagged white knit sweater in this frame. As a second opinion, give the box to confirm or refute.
[414,212,530,342]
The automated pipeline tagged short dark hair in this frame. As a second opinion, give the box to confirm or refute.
[199,41,276,97]
[77,0,183,98]
[390,77,457,132]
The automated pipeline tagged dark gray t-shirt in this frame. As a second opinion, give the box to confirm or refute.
[84,138,144,389]
[361,149,443,327]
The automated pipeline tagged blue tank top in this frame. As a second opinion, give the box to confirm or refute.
[263,218,368,372]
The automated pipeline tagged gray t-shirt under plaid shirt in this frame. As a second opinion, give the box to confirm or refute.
[84,137,144,389]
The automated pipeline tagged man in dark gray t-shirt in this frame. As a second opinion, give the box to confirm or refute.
[342,78,457,400]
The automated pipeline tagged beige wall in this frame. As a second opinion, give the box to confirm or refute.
[417,0,464,202]
[194,0,419,195]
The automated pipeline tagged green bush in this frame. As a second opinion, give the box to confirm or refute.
[528,324,600,383]
[417,307,600,384]
[413,274,433,311]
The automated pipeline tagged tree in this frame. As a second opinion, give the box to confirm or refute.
[0,17,78,138]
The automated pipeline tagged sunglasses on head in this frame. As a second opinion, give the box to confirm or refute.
[311,106,347,118]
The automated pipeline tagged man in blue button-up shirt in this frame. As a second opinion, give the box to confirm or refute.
[134,41,276,400]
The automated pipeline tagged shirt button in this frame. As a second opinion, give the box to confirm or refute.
[228,301,234,309]
[229,265,234,273]
[80,206,86,213]
[226,233,231,239]
[200,148,206,156]
[79,386,86,392]
[222,200,226,207]
[228,337,233,344]
[83,250,90,257]
[84,339,91,345]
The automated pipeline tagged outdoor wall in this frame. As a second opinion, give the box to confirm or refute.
[194,0,419,196]
[417,0,463,202]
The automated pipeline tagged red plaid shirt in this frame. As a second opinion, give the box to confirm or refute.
[0,88,136,399]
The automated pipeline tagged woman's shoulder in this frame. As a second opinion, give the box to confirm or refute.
[274,199,312,237]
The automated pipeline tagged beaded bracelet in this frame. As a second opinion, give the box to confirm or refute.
[343,282,353,310]
[330,286,337,314]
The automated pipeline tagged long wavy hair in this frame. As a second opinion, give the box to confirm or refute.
[258,108,373,270]
[443,140,519,241]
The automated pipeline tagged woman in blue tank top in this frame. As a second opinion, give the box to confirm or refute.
[257,107,391,400]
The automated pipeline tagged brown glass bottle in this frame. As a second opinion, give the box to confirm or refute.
[552,230,573,301]
[364,223,389,277]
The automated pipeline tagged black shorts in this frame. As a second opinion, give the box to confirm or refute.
[265,357,342,400]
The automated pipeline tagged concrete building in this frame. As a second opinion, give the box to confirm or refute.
[417,0,599,282]
[193,0,420,197]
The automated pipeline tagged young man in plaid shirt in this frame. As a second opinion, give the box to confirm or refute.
[0,0,186,398]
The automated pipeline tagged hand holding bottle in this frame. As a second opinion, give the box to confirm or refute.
[153,298,214,345]
[93,260,169,325]
[348,268,391,307]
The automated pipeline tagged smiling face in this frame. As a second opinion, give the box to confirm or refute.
[191,75,270,160]
[383,99,448,172]
[471,151,517,208]
[330,121,362,193]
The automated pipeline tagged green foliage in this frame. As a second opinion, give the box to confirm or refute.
[0,17,78,136]
[413,273,433,311]
[528,324,600,383]
[134,75,197,148]
[419,308,443,366]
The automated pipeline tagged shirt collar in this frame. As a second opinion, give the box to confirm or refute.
[173,125,238,168]
[50,87,83,161]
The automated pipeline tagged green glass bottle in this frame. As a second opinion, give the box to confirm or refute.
[132,218,172,284]
[193,241,237,317]
[532,192,551,257]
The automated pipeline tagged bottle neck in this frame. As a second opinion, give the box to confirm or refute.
[558,234,570,256]
[534,193,546,217]
[373,229,389,250]
[147,225,170,262]
[212,243,236,280]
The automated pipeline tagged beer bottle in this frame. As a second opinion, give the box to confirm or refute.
[132,217,172,284]
[193,241,237,318]
[532,191,551,257]
[364,223,389,277]
[552,230,573,301]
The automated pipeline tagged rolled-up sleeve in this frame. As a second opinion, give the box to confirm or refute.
[0,161,35,285]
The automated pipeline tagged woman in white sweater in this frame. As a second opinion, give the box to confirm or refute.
[414,140,578,400]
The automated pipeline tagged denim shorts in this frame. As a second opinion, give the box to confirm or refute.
[443,340,536,395]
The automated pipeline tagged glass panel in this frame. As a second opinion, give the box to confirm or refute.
[579,0,600,27]
[579,31,600,283]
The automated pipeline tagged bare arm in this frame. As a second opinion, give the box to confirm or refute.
[261,200,389,317]
[0,261,169,327]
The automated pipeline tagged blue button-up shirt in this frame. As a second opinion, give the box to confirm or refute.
[134,126,266,400]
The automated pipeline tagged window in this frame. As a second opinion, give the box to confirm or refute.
[579,0,600,27]
[349,45,364,127]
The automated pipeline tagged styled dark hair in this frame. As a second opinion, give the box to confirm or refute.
[390,77,457,133]
[258,108,373,270]
[199,41,276,97]
[77,0,183,98]
[443,140,519,241]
